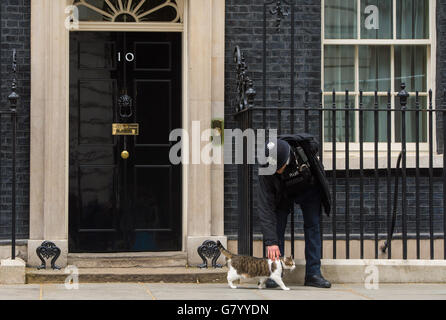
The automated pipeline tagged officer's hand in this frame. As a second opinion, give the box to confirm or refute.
[267,245,281,261]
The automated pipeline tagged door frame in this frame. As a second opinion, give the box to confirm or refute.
[68,13,188,253]
[68,31,184,252]
[29,0,225,265]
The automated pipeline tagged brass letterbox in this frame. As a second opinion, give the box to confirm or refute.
[112,123,139,136]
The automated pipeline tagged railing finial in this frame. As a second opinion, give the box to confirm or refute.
[397,83,409,108]
[234,46,256,112]
[270,0,289,32]
[8,49,19,112]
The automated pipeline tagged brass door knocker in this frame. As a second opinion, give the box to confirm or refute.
[118,94,133,119]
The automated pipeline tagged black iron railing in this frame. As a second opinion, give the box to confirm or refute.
[2,50,19,260]
[234,87,446,260]
[231,1,446,260]
[233,46,446,260]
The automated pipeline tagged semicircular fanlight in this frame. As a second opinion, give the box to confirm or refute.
[73,0,183,23]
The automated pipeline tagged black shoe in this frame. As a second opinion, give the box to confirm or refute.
[265,278,279,289]
[304,274,331,288]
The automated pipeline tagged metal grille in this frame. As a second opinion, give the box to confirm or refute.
[232,0,446,260]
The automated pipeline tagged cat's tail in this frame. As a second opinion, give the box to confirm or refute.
[216,241,233,259]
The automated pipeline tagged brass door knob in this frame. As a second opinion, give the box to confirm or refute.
[121,150,129,159]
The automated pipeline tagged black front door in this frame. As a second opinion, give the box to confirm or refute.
[69,32,182,253]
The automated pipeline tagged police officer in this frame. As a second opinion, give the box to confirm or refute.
[258,137,331,288]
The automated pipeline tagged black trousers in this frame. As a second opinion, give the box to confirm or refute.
[276,184,322,276]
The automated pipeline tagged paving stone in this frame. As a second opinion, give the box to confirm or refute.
[0,283,445,300]
[144,283,264,300]
[0,284,40,300]
[41,283,152,300]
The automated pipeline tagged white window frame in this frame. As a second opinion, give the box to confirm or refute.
[321,0,440,169]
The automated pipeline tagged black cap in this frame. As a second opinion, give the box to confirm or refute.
[265,139,291,170]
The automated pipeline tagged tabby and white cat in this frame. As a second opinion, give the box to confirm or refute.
[216,241,296,290]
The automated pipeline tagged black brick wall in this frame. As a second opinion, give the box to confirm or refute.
[317,171,445,239]
[437,0,446,153]
[0,0,443,243]
[224,0,445,240]
[224,0,323,238]
[0,0,30,240]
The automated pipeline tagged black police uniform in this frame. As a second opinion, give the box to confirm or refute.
[258,133,331,277]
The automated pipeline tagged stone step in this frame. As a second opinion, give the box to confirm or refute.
[26,267,228,284]
[67,252,188,268]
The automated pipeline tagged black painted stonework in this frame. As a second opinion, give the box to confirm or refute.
[224,0,322,239]
[0,0,443,244]
[0,0,30,240]
[224,0,445,240]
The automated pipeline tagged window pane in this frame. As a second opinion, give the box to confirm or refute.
[359,46,391,91]
[361,0,392,39]
[395,97,427,143]
[324,95,356,143]
[394,46,427,92]
[75,0,113,21]
[396,0,429,39]
[324,45,355,92]
[325,0,357,39]
[361,96,389,142]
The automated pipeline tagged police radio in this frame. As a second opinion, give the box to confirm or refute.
[280,145,315,198]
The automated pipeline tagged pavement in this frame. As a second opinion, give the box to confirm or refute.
[0,283,445,300]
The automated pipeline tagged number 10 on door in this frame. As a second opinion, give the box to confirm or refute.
[118,52,135,62]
